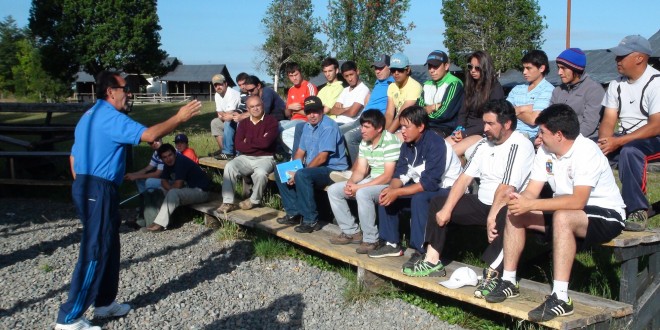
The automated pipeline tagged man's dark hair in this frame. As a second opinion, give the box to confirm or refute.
[482,99,517,130]
[95,71,121,100]
[340,61,358,73]
[157,143,177,157]
[244,75,262,87]
[535,104,580,139]
[285,62,301,75]
[399,105,429,128]
[521,50,549,75]
[236,72,250,83]
[359,110,385,130]
[321,57,339,70]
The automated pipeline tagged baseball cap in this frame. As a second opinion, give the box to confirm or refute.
[389,53,410,69]
[608,35,652,56]
[212,74,226,84]
[426,50,449,66]
[174,133,188,143]
[556,48,586,73]
[439,267,478,289]
[372,54,390,68]
[303,96,324,114]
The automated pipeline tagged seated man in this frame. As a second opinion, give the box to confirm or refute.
[317,57,345,117]
[143,143,211,232]
[507,50,554,140]
[417,50,464,137]
[280,62,318,154]
[124,138,164,193]
[275,96,348,233]
[327,111,401,254]
[486,104,625,322]
[217,96,279,212]
[385,53,423,135]
[368,105,462,263]
[243,75,286,121]
[403,100,534,297]
[549,48,604,138]
[598,35,660,231]
[174,133,198,163]
[210,74,241,160]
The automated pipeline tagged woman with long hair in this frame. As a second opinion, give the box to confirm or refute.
[447,51,504,157]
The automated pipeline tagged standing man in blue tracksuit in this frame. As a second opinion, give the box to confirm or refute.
[55,71,201,330]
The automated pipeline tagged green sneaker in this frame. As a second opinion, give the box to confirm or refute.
[485,279,520,303]
[475,268,500,298]
[402,259,446,277]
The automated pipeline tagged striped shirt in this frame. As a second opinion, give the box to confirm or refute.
[464,131,535,205]
[358,131,401,178]
[148,151,164,170]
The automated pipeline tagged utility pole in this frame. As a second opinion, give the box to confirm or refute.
[566,0,572,48]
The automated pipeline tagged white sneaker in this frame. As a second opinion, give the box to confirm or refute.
[55,317,101,330]
[330,170,352,183]
[93,300,131,318]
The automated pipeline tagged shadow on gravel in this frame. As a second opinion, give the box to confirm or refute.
[203,294,305,329]
[118,228,214,269]
[124,240,253,311]
[0,229,81,270]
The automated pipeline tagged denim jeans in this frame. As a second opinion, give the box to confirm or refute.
[275,166,333,224]
[222,121,237,155]
[327,178,386,243]
[340,121,362,167]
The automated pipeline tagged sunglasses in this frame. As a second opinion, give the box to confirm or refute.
[246,86,258,94]
[112,85,131,93]
[467,64,481,72]
[391,67,407,73]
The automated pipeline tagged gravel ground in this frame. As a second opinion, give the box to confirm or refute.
[0,198,468,330]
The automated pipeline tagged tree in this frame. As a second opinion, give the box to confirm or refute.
[259,0,326,91]
[0,16,26,96]
[442,0,546,74]
[12,38,70,101]
[323,0,415,85]
[28,0,169,86]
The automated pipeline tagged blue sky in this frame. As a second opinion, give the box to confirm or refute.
[4,1,659,83]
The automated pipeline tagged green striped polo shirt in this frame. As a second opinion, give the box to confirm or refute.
[358,130,401,177]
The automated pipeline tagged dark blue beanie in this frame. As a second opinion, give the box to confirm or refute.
[556,48,586,74]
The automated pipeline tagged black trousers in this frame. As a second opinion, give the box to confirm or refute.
[425,194,507,272]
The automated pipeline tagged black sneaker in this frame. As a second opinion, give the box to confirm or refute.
[294,221,322,233]
[276,214,302,225]
[401,252,424,271]
[214,153,234,160]
[475,268,500,298]
[624,209,648,231]
[208,150,223,157]
[528,293,574,322]
[367,241,403,258]
[485,279,519,303]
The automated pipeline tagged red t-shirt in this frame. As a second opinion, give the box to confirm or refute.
[286,80,317,121]
[181,148,198,164]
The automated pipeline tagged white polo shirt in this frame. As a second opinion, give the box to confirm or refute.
[602,65,660,134]
[530,134,626,220]
[215,87,241,113]
[334,82,370,124]
[464,131,535,205]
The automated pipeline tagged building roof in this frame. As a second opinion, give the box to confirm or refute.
[160,64,235,87]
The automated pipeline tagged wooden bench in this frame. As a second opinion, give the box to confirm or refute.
[199,156,277,182]
[0,151,72,186]
[187,197,660,329]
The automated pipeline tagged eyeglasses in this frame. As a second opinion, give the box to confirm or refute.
[111,85,131,93]
[467,64,481,72]
[391,67,407,73]
[246,86,257,94]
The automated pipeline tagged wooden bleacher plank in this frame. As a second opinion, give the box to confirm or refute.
[198,156,277,181]
[601,229,660,247]
[188,204,631,329]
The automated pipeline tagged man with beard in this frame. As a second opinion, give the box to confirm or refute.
[56,71,201,330]
[402,100,534,302]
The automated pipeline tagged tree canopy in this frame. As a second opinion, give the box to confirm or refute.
[29,0,169,86]
[259,0,326,91]
[323,0,415,85]
[0,16,26,95]
[441,0,546,73]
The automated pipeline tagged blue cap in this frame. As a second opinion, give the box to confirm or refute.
[174,133,188,143]
[389,53,410,69]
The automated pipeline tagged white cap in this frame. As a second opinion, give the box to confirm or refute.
[439,267,478,289]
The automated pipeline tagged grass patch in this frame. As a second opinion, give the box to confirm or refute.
[253,235,293,260]
[215,220,246,242]
[39,264,53,273]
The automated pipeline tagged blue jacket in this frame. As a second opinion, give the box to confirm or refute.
[394,130,447,191]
